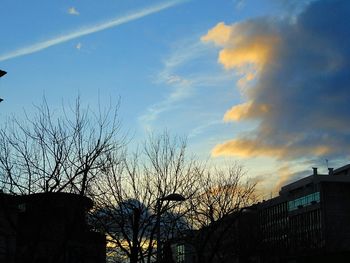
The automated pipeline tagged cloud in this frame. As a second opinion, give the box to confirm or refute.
[223,101,269,122]
[139,34,236,133]
[274,166,309,192]
[0,0,188,62]
[68,7,80,16]
[234,0,246,10]
[139,75,193,131]
[212,138,330,159]
[204,0,350,161]
[188,120,222,138]
[139,39,210,131]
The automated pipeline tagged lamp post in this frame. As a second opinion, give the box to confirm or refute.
[156,193,186,263]
[0,70,6,103]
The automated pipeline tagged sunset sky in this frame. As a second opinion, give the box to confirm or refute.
[0,0,349,196]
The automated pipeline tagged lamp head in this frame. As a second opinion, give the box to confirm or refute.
[0,70,7,78]
[161,193,186,202]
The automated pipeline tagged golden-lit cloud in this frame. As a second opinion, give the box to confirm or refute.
[212,138,331,159]
[201,22,233,46]
[204,23,277,123]
[202,21,279,86]
[205,0,350,162]
[274,165,294,192]
[237,71,256,88]
[217,35,278,70]
[223,101,269,122]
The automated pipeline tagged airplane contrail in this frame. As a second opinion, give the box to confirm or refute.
[0,0,187,62]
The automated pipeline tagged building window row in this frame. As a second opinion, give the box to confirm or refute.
[288,192,320,211]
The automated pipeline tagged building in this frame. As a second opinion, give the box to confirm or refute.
[0,192,106,263]
[166,208,259,263]
[166,164,350,263]
[257,164,350,262]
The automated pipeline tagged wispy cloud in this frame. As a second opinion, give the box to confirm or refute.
[139,39,214,131]
[188,119,222,138]
[76,42,82,50]
[68,7,80,16]
[0,0,187,62]
[139,75,193,132]
[234,0,245,10]
[139,39,207,131]
[139,37,234,132]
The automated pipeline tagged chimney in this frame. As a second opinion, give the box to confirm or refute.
[312,167,318,176]
[328,168,334,176]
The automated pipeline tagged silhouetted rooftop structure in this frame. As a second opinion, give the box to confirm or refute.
[0,192,105,263]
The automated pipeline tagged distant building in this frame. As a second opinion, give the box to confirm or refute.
[0,192,105,263]
[257,164,350,262]
[167,230,198,263]
[165,207,259,263]
[166,164,350,263]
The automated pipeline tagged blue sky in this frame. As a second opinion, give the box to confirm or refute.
[1,0,348,196]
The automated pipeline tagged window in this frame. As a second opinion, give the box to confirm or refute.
[177,244,185,263]
[288,192,320,211]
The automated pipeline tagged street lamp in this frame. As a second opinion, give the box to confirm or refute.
[156,193,186,263]
[0,70,6,78]
[0,70,6,103]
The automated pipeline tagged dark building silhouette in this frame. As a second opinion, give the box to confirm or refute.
[257,164,350,262]
[0,192,105,263]
[166,164,350,263]
[165,207,259,263]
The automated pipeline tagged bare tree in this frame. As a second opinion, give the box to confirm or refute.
[186,163,257,263]
[0,98,124,196]
[91,132,202,263]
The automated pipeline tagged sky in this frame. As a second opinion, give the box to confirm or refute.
[0,0,349,197]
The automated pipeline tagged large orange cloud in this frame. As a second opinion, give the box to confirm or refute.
[202,20,280,124]
[203,0,350,162]
[202,21,279,76]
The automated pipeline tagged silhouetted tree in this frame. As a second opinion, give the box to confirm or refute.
[91,132,201,263]
[186,163,257,263]
[0,97,124,263]
[0,98,124,196]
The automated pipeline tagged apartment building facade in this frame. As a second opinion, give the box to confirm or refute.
[257,164,350,262]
